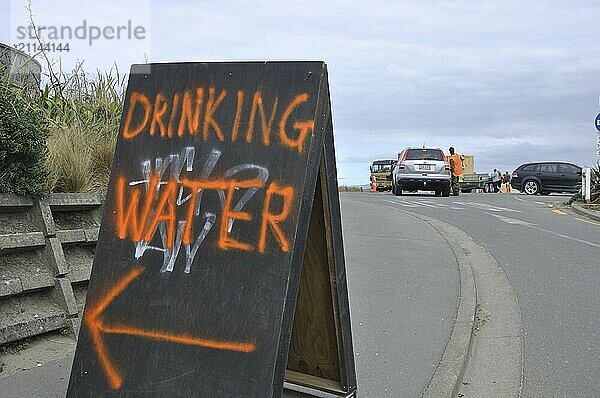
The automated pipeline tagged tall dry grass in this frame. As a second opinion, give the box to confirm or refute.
[46,123,118,192]
[41,65,125,192]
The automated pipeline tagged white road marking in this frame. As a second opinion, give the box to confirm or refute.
[486,213,537,226]
[386,198,522,214]
[410,201,438,208]
[486,213,600,249]
[455,202,521,213]
[426,202,450,208]
[385,199,419,208]
[383,196,600,248]
[535,201,545,205]
[470,203,522,213]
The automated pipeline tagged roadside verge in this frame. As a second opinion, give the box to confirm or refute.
[571,202,600,222]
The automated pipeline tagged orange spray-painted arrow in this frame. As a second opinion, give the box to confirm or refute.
[85,266,256,390]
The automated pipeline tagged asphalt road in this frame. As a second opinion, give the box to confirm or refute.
[348,191,600,397]
[339,192,459,397]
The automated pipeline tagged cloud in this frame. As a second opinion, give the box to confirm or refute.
[4,0,598,185]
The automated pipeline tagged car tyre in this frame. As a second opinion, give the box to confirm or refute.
[523,180,540,195]
[393,181,402,196]
[442,187,450,197]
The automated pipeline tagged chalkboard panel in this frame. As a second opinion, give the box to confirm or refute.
[67,61,355,397]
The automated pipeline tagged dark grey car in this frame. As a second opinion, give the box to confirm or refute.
[510,162,582,195]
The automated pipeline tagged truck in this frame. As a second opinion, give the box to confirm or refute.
[459,173,494,193]
[369,159,396,191]
[457,155,494,192]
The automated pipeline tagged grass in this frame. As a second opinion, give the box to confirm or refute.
[339,185,366,192]
[569,162,600,205]
[590,162,600,204]
[40,65,125,192]
[46,123,117,192]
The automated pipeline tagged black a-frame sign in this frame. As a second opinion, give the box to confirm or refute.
[67,61,356,397]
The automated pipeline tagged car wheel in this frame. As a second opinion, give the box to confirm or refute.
[442,187,450,197]
[523,180,540,195]
[483,184,490,193]
[393,182,402,196]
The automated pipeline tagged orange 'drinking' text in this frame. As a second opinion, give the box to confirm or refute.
[115,175,294,254]
[122,89,315,153]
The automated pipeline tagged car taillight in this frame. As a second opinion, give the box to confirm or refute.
[398,163,405,170]
[511,172,518,178]
[445,162,450,170]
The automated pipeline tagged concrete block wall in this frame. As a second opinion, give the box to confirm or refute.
[0,193,103,347]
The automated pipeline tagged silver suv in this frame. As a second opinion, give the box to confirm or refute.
[392,148,451,196]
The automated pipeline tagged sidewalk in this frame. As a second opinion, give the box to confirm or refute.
[0,194,462,398]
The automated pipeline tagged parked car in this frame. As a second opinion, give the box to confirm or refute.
[511,162,582,195]
[392,148,451,196]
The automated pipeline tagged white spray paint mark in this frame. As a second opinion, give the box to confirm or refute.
[184,212,216,274]
[124,146,273,274]
[155,212,217,274]
[177,149,221,212]
[130,146,196,188]
[223,164,269,232]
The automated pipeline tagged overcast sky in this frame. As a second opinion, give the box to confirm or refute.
[3,0,599,185]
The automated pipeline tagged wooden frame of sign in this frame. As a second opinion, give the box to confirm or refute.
[67,61,356,397]
[283,118,357,398]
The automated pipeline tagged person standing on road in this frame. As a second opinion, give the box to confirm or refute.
[448,147,463,196]
[492,169,500,192]
[497,170,503,193]
[503,171,511,193]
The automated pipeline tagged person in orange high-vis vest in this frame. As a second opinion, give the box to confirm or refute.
[448,147,463,196]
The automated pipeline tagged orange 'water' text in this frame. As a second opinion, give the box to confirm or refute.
[115,175,294,253]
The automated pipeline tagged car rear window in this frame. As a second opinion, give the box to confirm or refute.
[372,163,393,172]
[559,164,580,174]
[521,164,537,171]
[405,149,444,161]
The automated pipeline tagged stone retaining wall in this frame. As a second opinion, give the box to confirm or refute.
[0,193,103,347]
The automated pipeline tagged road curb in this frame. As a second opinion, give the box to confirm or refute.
[411,214,477,398]
[395,209,523,398]
[571,202,600,222]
